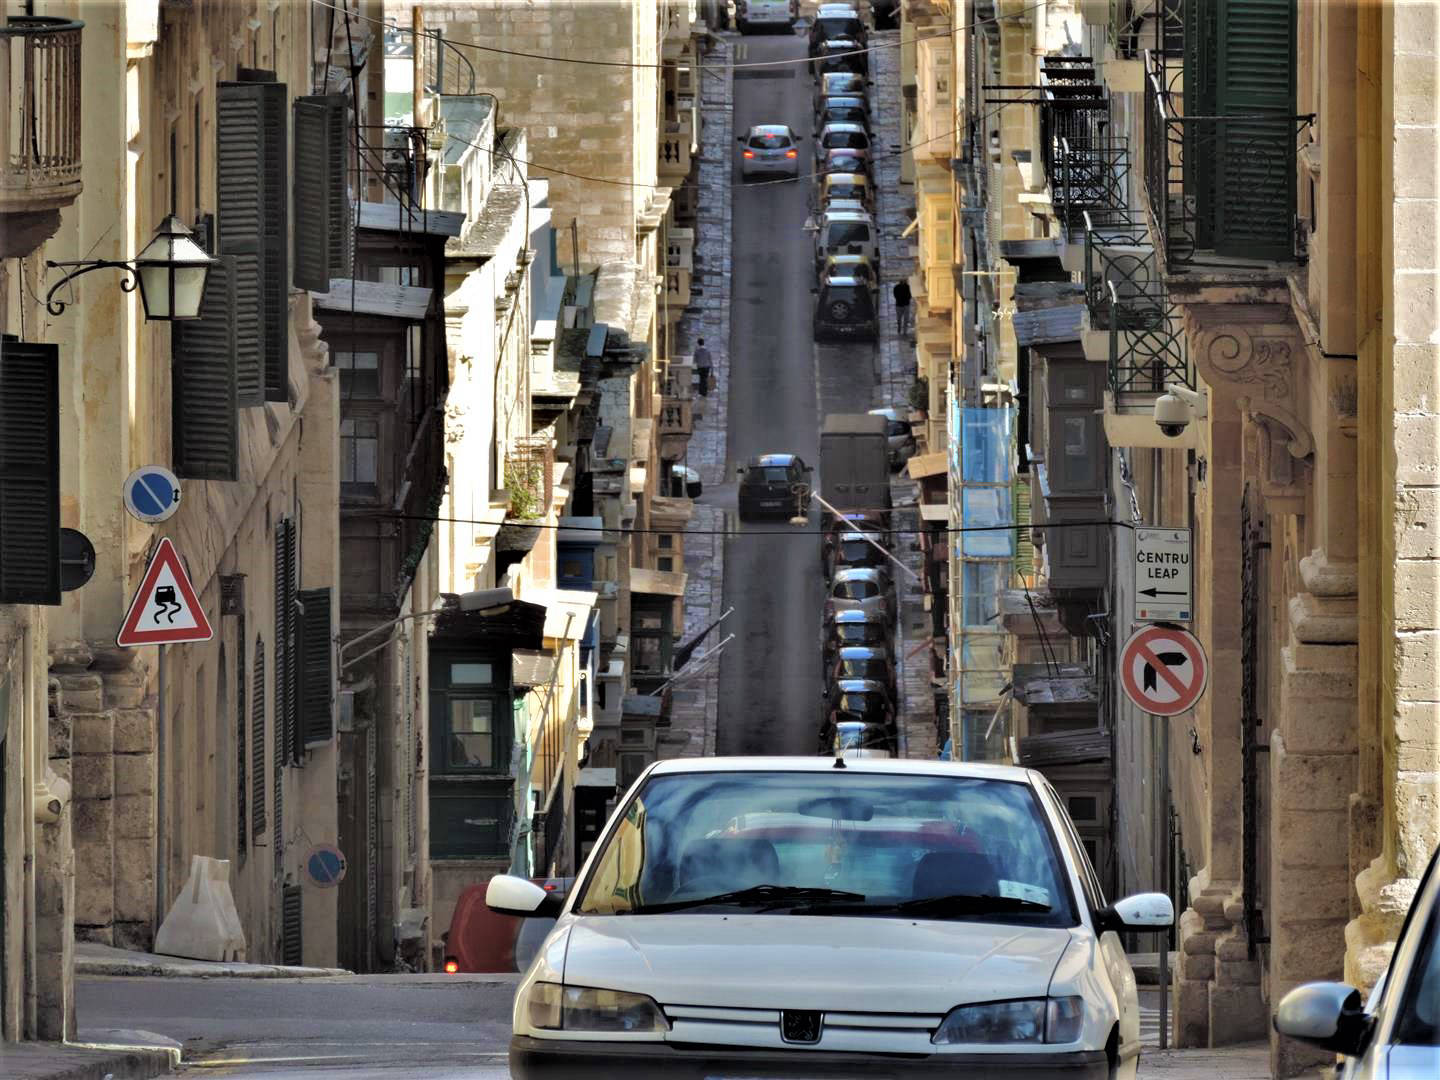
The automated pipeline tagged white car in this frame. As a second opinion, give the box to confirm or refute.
[1274,841,1440,1077]
[736,0,795,33]
[488,757,1172,1078]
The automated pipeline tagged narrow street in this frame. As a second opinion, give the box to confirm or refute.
[717,28,885,757]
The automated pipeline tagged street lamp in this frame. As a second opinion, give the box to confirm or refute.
[45,215,218,321]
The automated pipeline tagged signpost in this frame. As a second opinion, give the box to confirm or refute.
[123,465,182,524]
[1134,527,1192,622]
[116,537,214,646]
[303,844,348,888]
[1119,624,1208,716]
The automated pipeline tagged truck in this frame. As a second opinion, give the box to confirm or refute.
[818,413,890,526]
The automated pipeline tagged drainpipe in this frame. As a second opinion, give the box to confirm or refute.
[155,645,166,926]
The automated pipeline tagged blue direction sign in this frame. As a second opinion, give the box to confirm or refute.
[304,844,347,889]
[124,465,182,524]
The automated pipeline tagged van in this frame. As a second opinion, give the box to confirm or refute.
[736,0,794,33]
[808,208,878,271]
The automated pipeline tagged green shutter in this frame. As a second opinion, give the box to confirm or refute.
[218,79,289,404]
[292,96,351,292]
[172,255,239,480]
[1013,483,1034,578]
[299,587,334,746]
[251,636,267,841]
[0,340,60,605]
[275,517,299,766]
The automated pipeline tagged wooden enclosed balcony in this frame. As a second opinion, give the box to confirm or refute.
[1,16,82,257]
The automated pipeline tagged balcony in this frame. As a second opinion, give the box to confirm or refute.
[1082,210,1165,332]
[1105,0,1183,92]
[1054,138,1130,248]
[665,226,693,311]
[1143,52,1312,270]
[659,117,693,183]
[1,16,82,258]
[1038,55,1108,191]
[658,363,694,442]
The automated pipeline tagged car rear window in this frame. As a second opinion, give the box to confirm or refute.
[836,622,881,645]
[839,658,886,680]
[885,419,908,437]
[749,132,791,149]
[759,466,791,484]
[840,540,874,562]
[825,222,871,247]
[835,579,878,600]
[823,131,869,150]
[816,16,863,37]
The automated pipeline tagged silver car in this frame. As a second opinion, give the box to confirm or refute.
[738,124,801,181]
[816,122,871,169]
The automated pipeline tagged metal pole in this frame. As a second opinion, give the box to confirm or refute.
[1159,712,1170,1050]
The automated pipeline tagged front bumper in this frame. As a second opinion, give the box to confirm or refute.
[510,1036,1111,1079]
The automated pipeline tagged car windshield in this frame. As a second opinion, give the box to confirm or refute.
[839,657,886,680]
[1393,886,1440,1045]
[824,75,862,94]
[824,131,868,150]
[835,724,891,750]
[835,622,881,644]
[839,540,876,563]
[573,770,1076,926]
[825,223,871,247]
[749,132,791,149]
[816,17,863,37]
[825,108,866,125]
[836,691,884,712]
[835,579,878,599]
[830,183,865,200]
[821,285,868,312]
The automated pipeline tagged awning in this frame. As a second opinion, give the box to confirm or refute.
[906,451,947,480]
[1012,303,1084,346]
[430,596,546,650]
[530,588,599,641]
[312,279,433,320]
[512,649,558,688]
[357,200,465,238]
[577,767,617,789]
[920,502,949,523]
[630,566,688,597]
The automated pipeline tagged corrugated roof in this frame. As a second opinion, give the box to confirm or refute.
[1012,303,1084,346]
[312,279,433,320]
[999,238,1063,261]
[356,201,465,238]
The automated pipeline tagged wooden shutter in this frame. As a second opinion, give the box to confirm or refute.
[299,587,334,745]
[172,254,239,480]
[251,635,267,840]
[237,621,248,861]
[293,95,352,291]
[275,517,299,766]
[282,883,303,965]
[1211,0,1296,259]
[0,340,61,605]
[217,79,289,404]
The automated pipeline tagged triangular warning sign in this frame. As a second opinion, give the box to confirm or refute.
[116,537,214,647]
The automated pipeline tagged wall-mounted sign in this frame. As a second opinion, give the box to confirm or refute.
[124,465,182,523]
[1119,624,1208,716]
[59,528,96,592]
[116,537,213,647]
[304,844,347,888]
[1134,527,1192,622]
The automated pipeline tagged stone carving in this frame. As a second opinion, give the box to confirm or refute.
[1201,328,1294,399]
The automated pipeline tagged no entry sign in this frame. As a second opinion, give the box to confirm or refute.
[1119,624,1208,716]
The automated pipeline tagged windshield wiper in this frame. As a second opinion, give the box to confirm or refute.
[627,884,866,915]
[787,893,1053,918]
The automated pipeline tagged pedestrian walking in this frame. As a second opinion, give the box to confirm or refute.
[693,338,713,397]
[893,279,912,336]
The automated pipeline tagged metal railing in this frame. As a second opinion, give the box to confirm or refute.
[1143,51,1312,268]
[1,16,82,208]
[1055,138,1130,239]
[1109,0,1184,61]
[1083,209,1165,332]
[1105,282,1193,402]
[1038,55,1108,190]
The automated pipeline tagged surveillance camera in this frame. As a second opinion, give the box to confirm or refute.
[1153,392,1191,438]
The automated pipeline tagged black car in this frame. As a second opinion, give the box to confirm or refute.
[814,97,871,136]
[822,608,894,666]
[829,645,896,692]
[823,528,890,577]
[822,678,896,735]
[821,719,897,757]
[813,274,877,341]
[808,5,867,57]
[736,453,811,521]
[813,38,867,77]
[871,0,900,30]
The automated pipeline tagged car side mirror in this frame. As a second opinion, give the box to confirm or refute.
[486,874,561,918]
[1274,983,1374,1058]
[1094,892,1174,933]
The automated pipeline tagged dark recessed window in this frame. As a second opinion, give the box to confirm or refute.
[447,698,496,770]
[340,418,379,490]
[335,351,381,397]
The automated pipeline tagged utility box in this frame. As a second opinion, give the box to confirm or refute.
[820,414,890,521]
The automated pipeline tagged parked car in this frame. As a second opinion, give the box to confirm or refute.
[823,527,890,577]
[823,607,894,666]
[872,0,900,30]
[825,718,897,758]
[808,208,878,271]
[736,453,810,521]
[813,37,868,77]
[488,757,1172,1078]
[815,122,872,168]
[808,3,867,56]
[443,876,573,974]
[820,251,878,291]
[1274,840,1440,1078]
[826,566,896,621]
[736,0,795,33]
[814,96,871,136]
[813,270,878,341]
[869,406,918,467]
[738,124,802,181]
[813,71,868,114]
[829,644,897,691]
[818,169,874,212]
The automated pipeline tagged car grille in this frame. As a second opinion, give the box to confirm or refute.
[662,1003,943,1053]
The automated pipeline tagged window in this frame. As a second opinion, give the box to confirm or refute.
[631,605,671,676]
[826,223,870,247]
[0,340,61,604]
[340,418,379,490]
[658,534,674,550]
[748,131,792,149]
[447,699,496,769]
[451,662,493,684]
[335,351,381,397]
[657,556,674,572]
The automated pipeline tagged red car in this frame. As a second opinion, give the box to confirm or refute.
[442,876,571,973]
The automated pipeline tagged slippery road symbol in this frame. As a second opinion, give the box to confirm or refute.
[152,585,183,624]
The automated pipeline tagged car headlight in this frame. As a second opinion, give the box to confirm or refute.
[524,981,670,1034]
[931,997,1084,1045]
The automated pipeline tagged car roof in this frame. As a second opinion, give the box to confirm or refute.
[824,172,869,184]
[835,566,886,580]
[822,72,863,84]
[821,275,866,287]
[837,530,880,540]
[647,756,1036,783]
[820,122,868,134]
[869,407,903,421]
[836,677,887,692]
[754,452,797,466]
[817,5,861,15]
[821,209,872,222]
[819,38,862,49]
[821,97,868,109]
[831,607,884,623]
[837,645,885,658]
[748,124,792,136]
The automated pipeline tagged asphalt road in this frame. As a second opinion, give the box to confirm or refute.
[717,28,883,757]
[78,974,518,1077]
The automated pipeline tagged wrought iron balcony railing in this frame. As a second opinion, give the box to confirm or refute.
[1109,0,1185,61]
[1143,51,1312,269]
[1055,137,1130,241]
[1,16,82,214]
[1038,55,1109,192]
[1105,282,1193,405]
[1083,210,1166,332]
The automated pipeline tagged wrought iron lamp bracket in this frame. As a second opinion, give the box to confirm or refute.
[44,260,138,316]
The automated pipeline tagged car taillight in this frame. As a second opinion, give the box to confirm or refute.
[743,150,755,158]
[444,959,459,974]
[785,149,797,158]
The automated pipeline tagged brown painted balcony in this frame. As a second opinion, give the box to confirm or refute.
[1,16,82,258]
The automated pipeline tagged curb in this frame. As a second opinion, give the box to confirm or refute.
[0,1041,173,1080]
[77,949,348,980]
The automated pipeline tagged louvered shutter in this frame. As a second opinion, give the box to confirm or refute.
[237,623,248,860]
[172,255,239,480]
[299,587,334,745]
[282,883,303,964]
[251,636,267,840]
[217,79,289,404]
[1211,0,1296,259]
[275,517,299,766]
[0,340,61,605]
[293,95,352,291]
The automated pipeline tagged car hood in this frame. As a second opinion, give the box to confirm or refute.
[560,914,1073,1012]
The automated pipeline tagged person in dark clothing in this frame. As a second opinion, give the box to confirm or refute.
[893,279,912,336]
[693,338,713,397]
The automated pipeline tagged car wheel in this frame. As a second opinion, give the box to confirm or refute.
[828,299,852,320]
